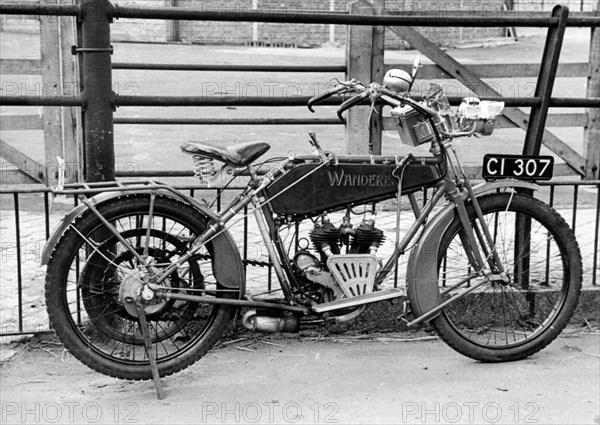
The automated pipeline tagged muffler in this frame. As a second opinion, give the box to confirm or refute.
[242,309,300,333]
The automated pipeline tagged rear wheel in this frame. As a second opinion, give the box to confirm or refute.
[45,195,238,380]
[433,193,581,362]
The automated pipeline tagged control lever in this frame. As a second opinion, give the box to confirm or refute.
[308,132,329,163]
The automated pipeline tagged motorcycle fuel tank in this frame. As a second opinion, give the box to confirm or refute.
[266,160,442,217]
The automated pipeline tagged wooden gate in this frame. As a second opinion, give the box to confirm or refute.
[347,0,599,179]
[0,4,79,186]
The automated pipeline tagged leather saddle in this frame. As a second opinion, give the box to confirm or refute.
[180,141,270,167]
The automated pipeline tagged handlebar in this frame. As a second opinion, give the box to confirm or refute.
[308,80,442,123]
[307,79,493,140]
[336,90,370,121]
[306,80,365,112]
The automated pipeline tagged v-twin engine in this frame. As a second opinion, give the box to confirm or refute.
[241,212,387,332]
[297,212,385,299]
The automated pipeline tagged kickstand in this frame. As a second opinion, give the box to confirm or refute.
[135,301,165,400]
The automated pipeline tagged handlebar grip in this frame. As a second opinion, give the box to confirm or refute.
[336,91,370,121]
[308,86,345,112]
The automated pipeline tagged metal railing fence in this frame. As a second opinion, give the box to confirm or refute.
[0,180,598,338]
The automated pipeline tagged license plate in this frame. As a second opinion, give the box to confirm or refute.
[482,154,554,181]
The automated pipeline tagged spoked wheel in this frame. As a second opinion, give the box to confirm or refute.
[433,193,582,362]
[45,195,238,380]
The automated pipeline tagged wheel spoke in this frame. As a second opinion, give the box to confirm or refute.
[46,197,238,380]
[434,194,580,360]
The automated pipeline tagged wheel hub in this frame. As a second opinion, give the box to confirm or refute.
[118,268,169,318]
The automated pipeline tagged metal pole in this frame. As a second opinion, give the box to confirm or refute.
[522,5,569,156]
[80,0,114,182]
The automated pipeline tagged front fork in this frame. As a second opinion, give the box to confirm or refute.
[442,149,506,279]
[406,148,510,327]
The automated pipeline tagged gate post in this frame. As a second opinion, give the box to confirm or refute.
[369,0,385,155]
[584,0,600,180]
[80,0,114,182]
[40,0,79,185]
[346,0,374,155]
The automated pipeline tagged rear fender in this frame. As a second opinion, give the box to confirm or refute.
[406,180,538,320]
[41,190,244,291]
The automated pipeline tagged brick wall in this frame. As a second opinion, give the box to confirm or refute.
[176,0,251,44]
[3,1,596,46]
[0,15,40,34]
[110,0,169,42]
[384,1,507,49]
[514,0,598,11]
[173,0,508,48]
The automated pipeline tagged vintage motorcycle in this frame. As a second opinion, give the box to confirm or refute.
[43,57,582,391]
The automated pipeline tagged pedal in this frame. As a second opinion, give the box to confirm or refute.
[397,299,412,324]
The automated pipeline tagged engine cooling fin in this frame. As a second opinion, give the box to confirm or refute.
[309,223,340,253]
[351,227,385,252]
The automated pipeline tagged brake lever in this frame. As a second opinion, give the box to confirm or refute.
[308,132,329,163]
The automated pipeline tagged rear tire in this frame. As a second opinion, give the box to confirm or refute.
[432,193,581,362]
[45,195,238,380]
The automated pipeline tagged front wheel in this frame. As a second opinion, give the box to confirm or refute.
[45,195,238,380]
[432,193,582,362]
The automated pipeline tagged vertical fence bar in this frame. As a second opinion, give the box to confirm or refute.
[545,185,555,286]
[572,185,579,231]
[244,205,249,274]
[594,184,600,285]
[13,193,23,332]
[80,0,115,182]
[44,192,50,239]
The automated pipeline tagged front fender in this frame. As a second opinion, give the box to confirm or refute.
[41,190,244,291]
[406,180,538,321]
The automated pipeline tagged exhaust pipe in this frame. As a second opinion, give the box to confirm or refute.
[242,309,300,333]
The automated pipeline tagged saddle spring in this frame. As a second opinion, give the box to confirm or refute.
[192,155,219,183]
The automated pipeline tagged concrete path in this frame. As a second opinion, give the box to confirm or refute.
[1,330,598,425]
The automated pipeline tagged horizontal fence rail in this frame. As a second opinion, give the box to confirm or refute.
[111,8,600,27]
[112,63,347,73]
[113,118,343,126]
[1,3,600,26]
[0,180,598,338]
[4,95,598,108]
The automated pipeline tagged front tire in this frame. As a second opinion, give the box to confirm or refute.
[45,195,238,380]
[432,193,582,362]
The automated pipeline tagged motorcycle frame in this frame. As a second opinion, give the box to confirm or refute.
[45,132,535,322]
